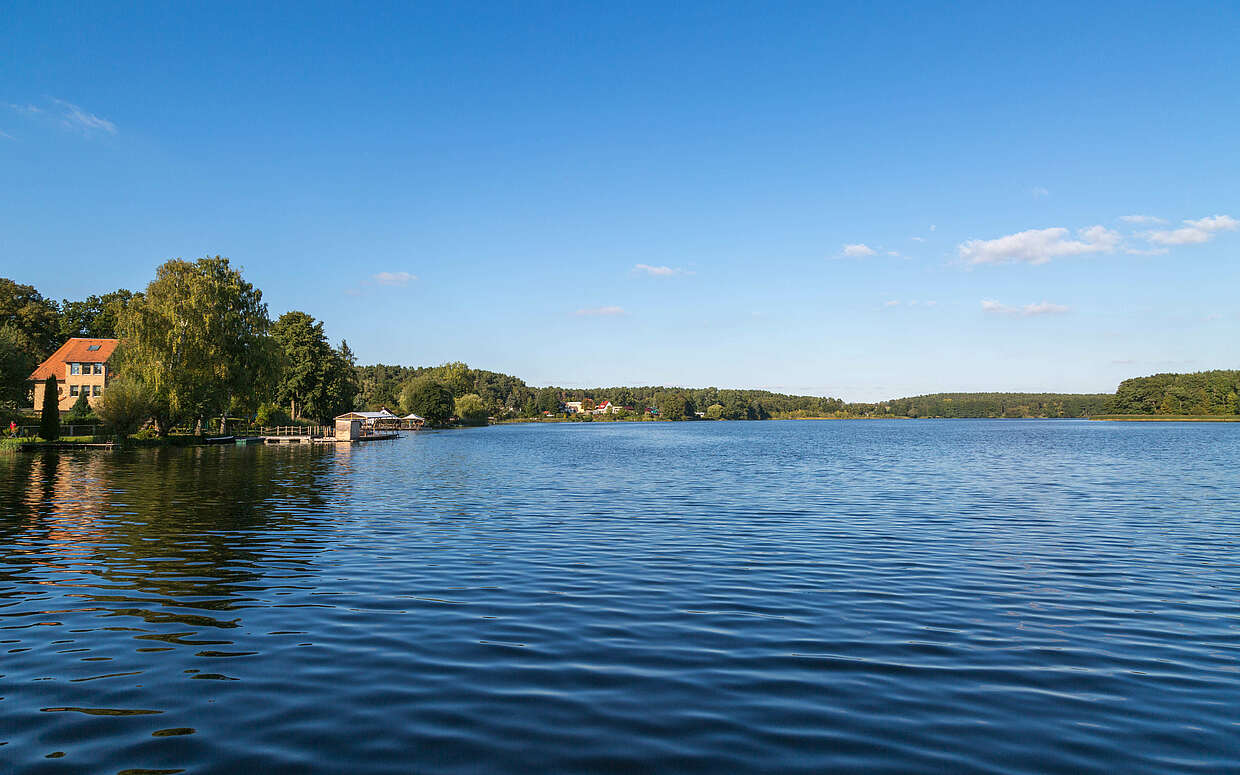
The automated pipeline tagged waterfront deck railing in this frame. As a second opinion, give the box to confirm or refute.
[255,426,331,438]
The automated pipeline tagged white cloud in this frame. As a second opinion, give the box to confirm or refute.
[575,305,625,317]
[929,224,937,231]
[910,236,925,242]
[633,263,690,276]
[886,250,901,257]
[1143,214,1237,246]
[958,225,1120,265]
[0,130,12,140]
[51,98,116,135]
[882,300,901,308]
[981,299,1070,317]
[1031,186,1050,198]
[7,103,41,115]
[372,271,416,286]
[841,243,876,257]
[1118,214,1165,224]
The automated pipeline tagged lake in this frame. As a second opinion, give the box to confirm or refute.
[2,420,1238,773]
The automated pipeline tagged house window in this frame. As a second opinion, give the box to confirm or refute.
[70,363,81,375]
[92,385,102,396]
[87,344,101,351]
[93,363,104,374]
[69,385,80,396]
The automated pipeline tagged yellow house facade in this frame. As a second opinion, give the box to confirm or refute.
[30,338,120,412]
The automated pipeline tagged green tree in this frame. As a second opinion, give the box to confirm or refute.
[0,278,60,360]
[454,393,488,425]
[38,376,60,440]
[0,324,35,407]
[722,394,752,420]
[401,376,454,425]
[94,378,153,445]
[705,403,724,420]
[321,340,361,420]
[433,361,474,397]
[58,289,134,339]
[656,392,691,421]
[119,257,275,434]
[535,387,560,413]
[271,311,330,420]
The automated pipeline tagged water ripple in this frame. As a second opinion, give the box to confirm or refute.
[1,421,1238,772]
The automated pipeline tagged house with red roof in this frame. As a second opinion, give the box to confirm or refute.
[29,338,120,412]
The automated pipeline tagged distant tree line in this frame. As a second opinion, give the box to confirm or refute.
[3,271,1236,434]
[1107,371,1240,415]
[854,392,1111,419]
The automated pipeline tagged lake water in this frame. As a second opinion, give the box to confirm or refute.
[1,420,1238,773]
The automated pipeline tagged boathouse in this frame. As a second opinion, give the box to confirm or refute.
[335,408,401,429]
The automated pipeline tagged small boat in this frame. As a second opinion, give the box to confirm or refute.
[204,435,236,445]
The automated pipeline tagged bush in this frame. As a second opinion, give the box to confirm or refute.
[65,391,95,423]
[255,402,292,427]
[454,393,488,426]
[94,378,153,443]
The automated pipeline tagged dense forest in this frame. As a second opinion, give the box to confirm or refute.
[355,362,1113,421]
[1106,371,1240,415]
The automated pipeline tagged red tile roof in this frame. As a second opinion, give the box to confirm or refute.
[30,338,120,381]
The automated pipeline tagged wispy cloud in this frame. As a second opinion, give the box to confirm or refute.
[0,129,13,141]
[1142,214,1237,246]
[1031,186,1049,198]
[840,243,876,258]
[633,263,690,276]
[981,299,1070,317]
[575,305,626,317]
[372,271,416,286]
[959,225,1119,265]
[50,98,116,135]
[8,99,117,136]
[910,236,925,242]
[882,300,938,309]
[1118,214,1165,224]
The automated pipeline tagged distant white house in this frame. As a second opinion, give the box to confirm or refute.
[564,401,584,414]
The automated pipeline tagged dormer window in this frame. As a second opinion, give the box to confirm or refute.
[87,344,101,351]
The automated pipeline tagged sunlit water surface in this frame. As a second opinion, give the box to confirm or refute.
[1,420,1238,773]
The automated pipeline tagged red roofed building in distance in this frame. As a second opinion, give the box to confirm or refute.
[30,338,120,412]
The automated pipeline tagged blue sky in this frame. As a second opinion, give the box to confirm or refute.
[3,1,1237,401]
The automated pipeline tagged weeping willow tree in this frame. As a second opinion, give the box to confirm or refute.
[118,256,277,435]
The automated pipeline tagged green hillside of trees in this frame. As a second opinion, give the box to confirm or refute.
[1107,370,1240,415]
[857,392,1110,418]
